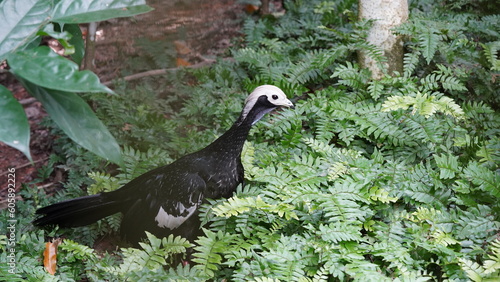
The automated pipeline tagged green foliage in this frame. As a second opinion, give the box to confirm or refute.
[381,92,465,119]
[105,233,192,277]
[8,0,499,280]
[459,240,500,281]
[0,0,152,164]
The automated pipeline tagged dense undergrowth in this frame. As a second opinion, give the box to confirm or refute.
[1,0,499,280]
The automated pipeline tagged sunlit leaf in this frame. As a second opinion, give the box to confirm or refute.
[0,85,31,161]
[7,46,113,94]
[0,0,51,61]
[52,0,153,24]
[20,79,123,165]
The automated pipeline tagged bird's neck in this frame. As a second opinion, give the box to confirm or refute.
[205,116,253,158]
[205,103,274,158]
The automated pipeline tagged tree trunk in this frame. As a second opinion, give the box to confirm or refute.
[82,22,98,72]
[358,0,408,79]
[261,0,270,15]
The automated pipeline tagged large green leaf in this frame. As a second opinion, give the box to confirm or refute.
[20,79,123,165]
[52,0,153,24]
[64,24,85,65]
[0,85,32,161]
[0,0,52,61]
[7,46,113,94]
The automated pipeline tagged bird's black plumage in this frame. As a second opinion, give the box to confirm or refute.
[34,85,293,244]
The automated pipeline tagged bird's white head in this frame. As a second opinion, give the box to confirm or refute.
[240,85,294,125]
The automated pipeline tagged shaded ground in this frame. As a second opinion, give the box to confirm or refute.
[0,0,248,207]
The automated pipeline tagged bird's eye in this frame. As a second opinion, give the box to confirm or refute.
[272,94,279,100]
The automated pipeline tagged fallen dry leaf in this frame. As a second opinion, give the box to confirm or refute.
[176,58,191,67]
[43,238,62,275]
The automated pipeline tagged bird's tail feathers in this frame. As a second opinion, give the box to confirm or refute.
[34,193,122,227]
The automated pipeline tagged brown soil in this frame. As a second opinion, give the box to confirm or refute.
[0,0,250,207]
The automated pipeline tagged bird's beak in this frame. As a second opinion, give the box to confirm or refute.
[280,98,294,109]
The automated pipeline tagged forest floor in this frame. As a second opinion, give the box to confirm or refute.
[0,0,253,207]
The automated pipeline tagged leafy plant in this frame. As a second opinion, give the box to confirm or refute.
[4,0,499,280]
[0,0,153,164]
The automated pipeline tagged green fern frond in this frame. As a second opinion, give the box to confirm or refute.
[403,51,421,77]
[212,195,259,217]
[59,239,98,262]
[193,229,233,278]
[481,41,500,71]
[318,181,371,223]
[241,141,260,180]
[212,195,298,220]
[455,205,498,240]
[431,229,459,247]
[420,74,467,93]
[434,153,460,179]
[122,233,167,272]
[313,46,349,69]
[303,137,334,156]
[369,186,398,203]
[457,239,500,282]
[160,234,193,255]
[367,80,384,100]
[87,171,120,194]
[327,161,349,180]
[353,41,388,69]
[459,258,486,282]
[418,28,440,64]
[165,264,204,281]
[242,18,268,45]
[252,164,294,188]
[332,62,369,90]
[461,162,500,198]
[318,222,363,243]
[118,146,172,180]
[254,278,281,282]
[382,92,465,119]
[105,232,190,276]
[484,240,500,275]
[354,111,416,147]
[440,75,468,92]
[476,138,500,167]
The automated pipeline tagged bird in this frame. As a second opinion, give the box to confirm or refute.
[34,85,294,245]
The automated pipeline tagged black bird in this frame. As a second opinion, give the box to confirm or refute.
[34,85,293,244]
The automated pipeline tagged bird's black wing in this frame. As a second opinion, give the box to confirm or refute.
[117,164,207,243]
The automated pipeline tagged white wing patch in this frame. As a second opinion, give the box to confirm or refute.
[155,203,197,229]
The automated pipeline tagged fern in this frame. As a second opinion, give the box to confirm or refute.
[434,153,460,179]
[118,146,173,180]
[460,239,500,282]
[106,232,191,277]
[354,111,417,147]
[87,171,120,194]
[481,41,500,71]
[367,80,384,100]
[193,229,233,278]
[461,161,500,198]
[418,28,440,64]
[13,0,500,280]
[403,51,421,78]
[133,37,176,69]
[212,195,298,220]
[382,92,465,119]
[420,70,467,93]
[318,222,363,243]
[59,239,97,262]
[332,62,370,90]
